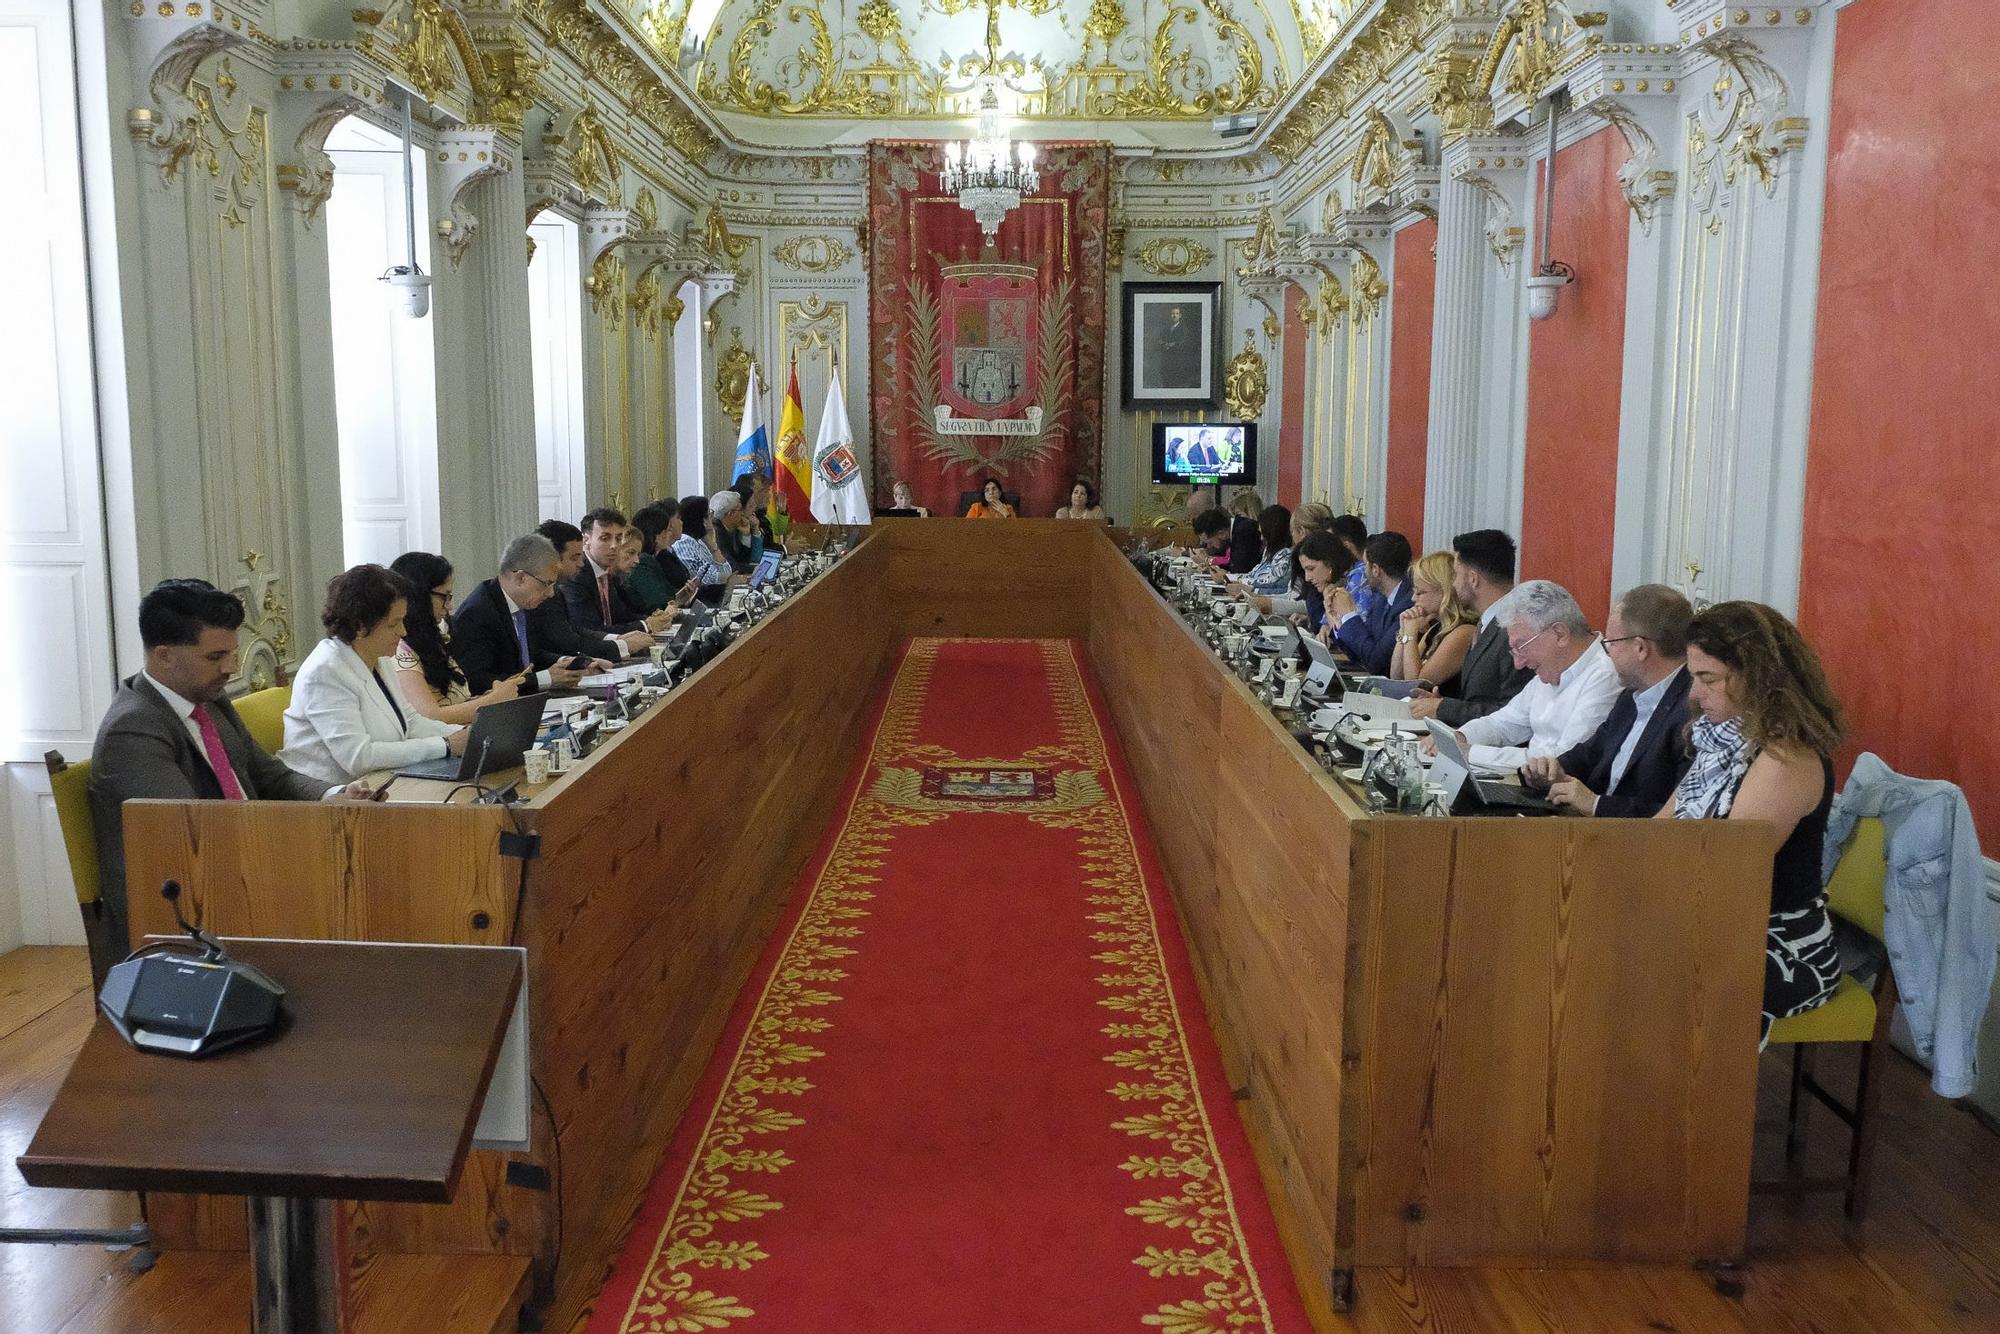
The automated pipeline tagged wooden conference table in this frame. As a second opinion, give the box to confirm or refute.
[120,521,1771,1329]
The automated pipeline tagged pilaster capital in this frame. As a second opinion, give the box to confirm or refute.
[1568,47,1683,234]
[434,125,520,264]
[1441,133,1533,271]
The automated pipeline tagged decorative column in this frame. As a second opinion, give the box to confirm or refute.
[1426,132,1533,541]
[468,163,540,543]
[1592,1,1836,610]
[1326,211,1397,524]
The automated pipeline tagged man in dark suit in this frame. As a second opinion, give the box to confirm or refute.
[1412,528,1533,727]
[533,518,649,663]
[1327,531,1415,675]
[88,580,362,957]
[559,508,676,645]
[453,533,600,695]
[1524,584,1695,817]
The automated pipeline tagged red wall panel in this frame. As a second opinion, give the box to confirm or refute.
[1276,285,1306,508]
[1799,0,2000,840]
[1384,219,1436,542]
[1519,128,1629,622]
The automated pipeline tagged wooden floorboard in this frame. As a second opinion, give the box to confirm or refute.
[3,944,1995,1333]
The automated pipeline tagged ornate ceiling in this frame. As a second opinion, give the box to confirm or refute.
[624,0,1368,126]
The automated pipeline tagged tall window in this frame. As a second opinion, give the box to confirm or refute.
[323,114,441,566]
[528,212,587,522]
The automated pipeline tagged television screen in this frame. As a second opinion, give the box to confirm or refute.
[1151,422,1258,486]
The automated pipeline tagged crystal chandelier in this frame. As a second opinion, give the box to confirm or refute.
[940,84,1040,243]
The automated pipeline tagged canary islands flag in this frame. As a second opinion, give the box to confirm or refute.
[730,362,769,483]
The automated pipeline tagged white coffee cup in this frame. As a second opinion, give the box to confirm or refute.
[523,748,552,784]
[1277,678,1303,707]
[648,644,667,670]
[549,737,574,771]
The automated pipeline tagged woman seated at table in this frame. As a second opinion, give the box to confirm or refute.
[889,479,931,517]
[1232,505,1293,596]
[1054,479,1108,522]
[1294,529,1356,644]
[280,564,466,785]
[628,502,702,613]
[965,477,1016,519]
[387,552,522,726]
[1384,551,1477,693]
[673,494,745,598]
[1221,490,1265,573]
[1228,502,1331,623]
[1661,601,1844,1046]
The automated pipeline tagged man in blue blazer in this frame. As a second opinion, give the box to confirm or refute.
[1326,531,1414,675]
[1523,583,1695,816]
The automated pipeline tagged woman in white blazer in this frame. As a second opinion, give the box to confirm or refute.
[280,565,467,785]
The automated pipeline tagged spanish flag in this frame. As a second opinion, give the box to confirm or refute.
[773,361,816,525]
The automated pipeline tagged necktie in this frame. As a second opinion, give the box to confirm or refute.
[512,608,532,668]
[193,704,246,801]
[597,573,613,625]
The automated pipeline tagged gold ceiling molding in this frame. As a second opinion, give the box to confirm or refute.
[521,0,719,162]
[1132,236,1215,276]
[565,103,623,205]
[682,0,1291,121]
[1267,0,1447,164]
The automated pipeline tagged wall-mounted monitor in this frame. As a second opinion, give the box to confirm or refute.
[1150,421,1259,487]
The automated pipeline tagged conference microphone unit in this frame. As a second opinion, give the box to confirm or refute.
[97,880,286,1057]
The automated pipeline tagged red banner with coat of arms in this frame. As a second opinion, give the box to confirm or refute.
[866,141,1110,518]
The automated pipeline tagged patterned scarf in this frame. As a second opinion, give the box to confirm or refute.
[1673,716,1757,819]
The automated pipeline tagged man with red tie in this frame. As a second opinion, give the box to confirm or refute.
[88,580,369,955]
[558,508,678,646]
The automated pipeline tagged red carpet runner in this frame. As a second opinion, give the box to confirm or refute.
[589,638,1311,1332]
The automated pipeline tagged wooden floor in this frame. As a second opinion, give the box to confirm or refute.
[2,947,1994,1333]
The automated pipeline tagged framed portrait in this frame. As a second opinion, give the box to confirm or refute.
[1122,281,1222,409]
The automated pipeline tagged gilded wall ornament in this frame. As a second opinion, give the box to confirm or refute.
[1347,250,1387,323]
[566,104,622,205]
[588,251,628,324]
[1268,0,1448,163]
[1133,237,1215,276]
[1261,311,1280,345]
[396,0,461,103]
[632,186,659,232]
[772,234,856,272]
[702,205,753,264]
[1223,331,1268,422]
[629,266,664,337]
[716,329,755,426]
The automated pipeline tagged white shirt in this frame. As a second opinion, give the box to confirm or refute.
[1460,636,1622,770]
[1608,667,1685,793]
[142,669,343,799]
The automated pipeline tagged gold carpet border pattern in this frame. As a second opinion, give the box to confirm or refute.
[612,639,1279,1331]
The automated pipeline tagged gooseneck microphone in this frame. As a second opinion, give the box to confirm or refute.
[161,879,225,961]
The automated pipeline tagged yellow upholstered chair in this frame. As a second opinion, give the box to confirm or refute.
[1756,815,1896,1221]
[43,750,120,991]
[234,684,292,754]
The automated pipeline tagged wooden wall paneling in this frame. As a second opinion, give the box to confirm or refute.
[879,520,1095,640]
[1344,817,1771,1266]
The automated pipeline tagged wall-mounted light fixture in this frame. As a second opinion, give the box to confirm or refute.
[1526,91,1574,322]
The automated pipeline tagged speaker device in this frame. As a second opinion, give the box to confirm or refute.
[98,881,285,1057]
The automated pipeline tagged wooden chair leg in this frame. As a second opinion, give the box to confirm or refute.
[1785,1043,1809,1165]
[1845,975,1899,1223]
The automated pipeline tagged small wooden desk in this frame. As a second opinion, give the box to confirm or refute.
[19,940,523,1333]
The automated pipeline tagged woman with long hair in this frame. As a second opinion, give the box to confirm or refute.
[1385,550,1478,692]
[387,552,521,725]
[1229,501,1331,624]
[1660,601,1846,1045]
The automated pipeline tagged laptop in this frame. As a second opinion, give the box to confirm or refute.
[396,693,545,783]
[749,549,784,590]
[1424,720,1558,816]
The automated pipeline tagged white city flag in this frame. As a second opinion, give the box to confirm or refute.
[811,373,870,525]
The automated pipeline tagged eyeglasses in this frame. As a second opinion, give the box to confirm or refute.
[515,571,557,592]
[1507,627,1550,660]
[1600,634,1647,647]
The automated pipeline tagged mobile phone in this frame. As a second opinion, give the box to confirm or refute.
[369,777,396,803]
[561,655,592,670]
